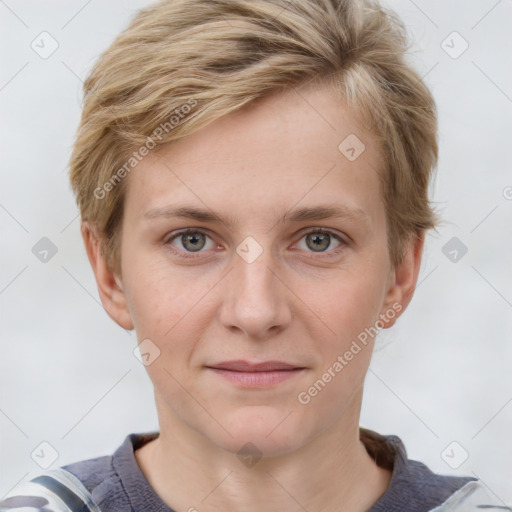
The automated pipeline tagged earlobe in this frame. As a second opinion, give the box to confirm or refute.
[380,232,425,329]
[81,222,134,330]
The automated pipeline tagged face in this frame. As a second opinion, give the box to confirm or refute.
[105,82,413,457]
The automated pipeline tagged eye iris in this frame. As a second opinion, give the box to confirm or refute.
[306,232,330,252]
[182,232,206,252]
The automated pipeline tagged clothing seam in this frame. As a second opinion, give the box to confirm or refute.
[113,440,137,512]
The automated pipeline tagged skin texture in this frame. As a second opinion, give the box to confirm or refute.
[82,82,424,511]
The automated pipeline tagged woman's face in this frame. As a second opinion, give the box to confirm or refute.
[114,82,410,457]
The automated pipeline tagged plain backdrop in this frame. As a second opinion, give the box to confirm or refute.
[1,0,511,505]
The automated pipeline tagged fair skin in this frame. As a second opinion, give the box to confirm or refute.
[83,82,424,511]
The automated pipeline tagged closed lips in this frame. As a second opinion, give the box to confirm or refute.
[206,360,305,372]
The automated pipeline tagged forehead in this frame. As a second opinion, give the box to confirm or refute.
[123,82,384,229]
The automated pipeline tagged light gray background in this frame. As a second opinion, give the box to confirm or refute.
[1,0,511,505]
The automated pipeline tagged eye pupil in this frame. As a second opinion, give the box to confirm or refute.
[182,232,206,252]
[306,233,330,252]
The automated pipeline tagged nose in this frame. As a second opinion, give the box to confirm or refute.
[218,246,292,340]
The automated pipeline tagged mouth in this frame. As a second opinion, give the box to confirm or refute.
[205,360,307,387]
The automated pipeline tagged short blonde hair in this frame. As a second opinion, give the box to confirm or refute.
[69,0,438,274]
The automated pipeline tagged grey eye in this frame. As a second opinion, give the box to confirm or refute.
[305,232,332,252]
[181,232,206,252]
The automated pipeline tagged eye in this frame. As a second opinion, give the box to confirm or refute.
[166,229,217,253]
[296,228,344,253]
[164,227,346,259]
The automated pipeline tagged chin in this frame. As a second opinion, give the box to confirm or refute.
[208,406,311,458]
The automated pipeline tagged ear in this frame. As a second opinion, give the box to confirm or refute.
[81,221,134,330]
[379,232,425,329]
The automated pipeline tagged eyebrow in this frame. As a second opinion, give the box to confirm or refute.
[143,203,370,228]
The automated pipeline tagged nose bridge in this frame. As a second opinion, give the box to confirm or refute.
[219,237,291,336]
[233,233,275,291]
[236,248,274,298]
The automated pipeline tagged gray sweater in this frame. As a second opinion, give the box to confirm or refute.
[0,430,504,511]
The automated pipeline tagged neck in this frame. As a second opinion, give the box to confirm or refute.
[136,390,391,512]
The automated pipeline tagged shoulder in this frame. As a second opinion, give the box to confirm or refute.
[362,428,510,510]
[360,428,481,511]
[430,480,512,511]
[0,466,106,512]
[0,432,156,512]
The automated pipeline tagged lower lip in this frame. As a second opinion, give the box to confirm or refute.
[207,368,305,387]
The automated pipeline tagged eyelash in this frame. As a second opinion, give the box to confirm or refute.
[164,227,347,259]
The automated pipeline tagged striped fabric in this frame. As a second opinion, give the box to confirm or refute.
[0,468,101,512]
[430,482,512,511]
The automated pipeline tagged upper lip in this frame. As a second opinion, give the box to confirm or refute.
[206,360,304,372]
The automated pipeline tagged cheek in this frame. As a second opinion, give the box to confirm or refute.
[295,258,389,400]
[301,265,388,342]
[294,273,384,419]
[123,251,206,335]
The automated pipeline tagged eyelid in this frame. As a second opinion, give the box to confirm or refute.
[163,227,214,245]
[299,226,347,243]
